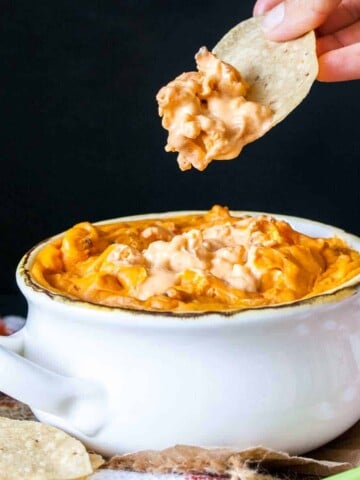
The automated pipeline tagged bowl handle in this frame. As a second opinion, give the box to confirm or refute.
[0,327,108,436]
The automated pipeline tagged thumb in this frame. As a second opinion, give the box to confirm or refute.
[262,0,341,41]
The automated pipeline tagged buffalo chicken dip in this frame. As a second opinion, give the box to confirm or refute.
[30,206,360,313]
[156,48,273,171]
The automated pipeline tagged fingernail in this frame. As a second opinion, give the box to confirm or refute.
[262,2,285,32]
[253,3,264,16]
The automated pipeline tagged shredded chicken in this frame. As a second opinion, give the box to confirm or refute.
[156,48,273,171]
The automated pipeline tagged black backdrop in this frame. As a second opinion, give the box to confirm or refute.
[1,0,360,297]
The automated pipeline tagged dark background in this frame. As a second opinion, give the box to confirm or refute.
[1,0,359,314]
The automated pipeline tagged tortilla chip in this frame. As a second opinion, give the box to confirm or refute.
[75,454,104,480]
[90,452,105,471]
[213,16,318,127]
[0,416,93,480]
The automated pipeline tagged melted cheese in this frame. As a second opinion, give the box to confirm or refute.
[30,206,360,313]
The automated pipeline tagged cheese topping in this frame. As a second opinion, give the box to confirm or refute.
[30,206,360,313]
[156,48,273,171]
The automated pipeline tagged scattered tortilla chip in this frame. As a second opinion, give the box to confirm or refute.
[90,453,105,471]
[74,454,105,480]
[0,416,94,480]
[213,16,318,127]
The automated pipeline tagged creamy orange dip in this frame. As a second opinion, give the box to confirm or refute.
[30,206,360,313]
[156,48,273,171]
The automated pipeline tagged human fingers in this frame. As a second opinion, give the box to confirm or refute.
[317,20,360,55]
[317,0,360,35]
[262,0,342,41]
[254,0,360,37]
[317,41,360,80]
[253,0,282,16]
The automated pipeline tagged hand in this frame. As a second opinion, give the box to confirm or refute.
[253,0,360,81]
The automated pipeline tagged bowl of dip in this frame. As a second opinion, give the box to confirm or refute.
[0,207,359,457]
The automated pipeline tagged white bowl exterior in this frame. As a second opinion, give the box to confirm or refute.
[16,213,360,456]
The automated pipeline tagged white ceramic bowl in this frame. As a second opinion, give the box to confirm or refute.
[0,211,360,457]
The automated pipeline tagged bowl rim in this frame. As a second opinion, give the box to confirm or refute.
[16,210,360,326]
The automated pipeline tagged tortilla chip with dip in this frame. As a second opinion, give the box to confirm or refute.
[157,16,318,171]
